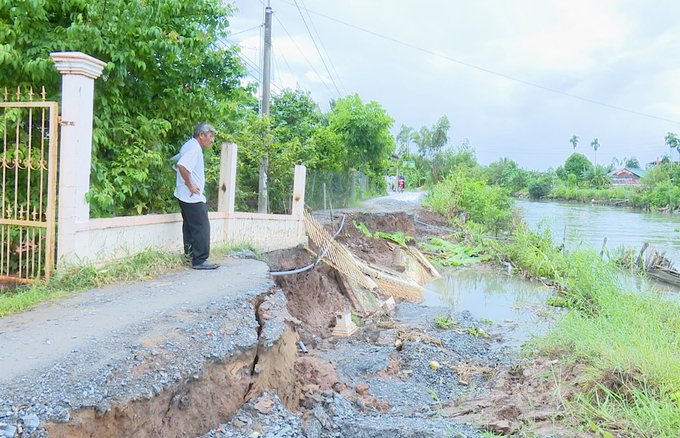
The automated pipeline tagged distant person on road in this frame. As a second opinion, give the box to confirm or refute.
[172,122,219,270]
[398,174,406,192]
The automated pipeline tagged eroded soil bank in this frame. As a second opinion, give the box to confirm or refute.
[1,210,596,438]
[195,210,593,438]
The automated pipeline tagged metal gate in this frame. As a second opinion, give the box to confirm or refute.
[0,87,59,284]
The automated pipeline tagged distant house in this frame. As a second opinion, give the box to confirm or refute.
[610,167,646,186]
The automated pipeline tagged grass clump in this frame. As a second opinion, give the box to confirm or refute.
[507,222,680,436]
[0,248,187,317]
[424,172,513,236]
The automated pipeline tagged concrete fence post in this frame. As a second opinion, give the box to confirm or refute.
[291,165,306,216]
[50,52,106,265]
[218,142,238,213]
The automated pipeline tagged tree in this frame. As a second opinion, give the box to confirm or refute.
[590,138,600,166]
[666,133,679,164]
[626,157,641,168]
[415,116,450,159]
[234,114,318,213]
[569,135,579,152]
[582,164,611,189]
[328,94,395,176]
[564,153,592,182]
[411,116,452,183]
[270,88,321,144]
[396,125,415,155]
[528,177,551,199]
[0,0,249,216]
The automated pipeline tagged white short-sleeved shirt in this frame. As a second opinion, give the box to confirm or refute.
[173,137,206,203]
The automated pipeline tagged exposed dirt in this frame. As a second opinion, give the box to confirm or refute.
[261,207,600,438]
[443,358,592,437]
[0,193,605,438]
[266,248,353,338]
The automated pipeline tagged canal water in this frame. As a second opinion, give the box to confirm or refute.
[516,199,680,263]
[421,199,680,341]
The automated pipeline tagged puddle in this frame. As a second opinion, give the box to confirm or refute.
[421,270,558,346]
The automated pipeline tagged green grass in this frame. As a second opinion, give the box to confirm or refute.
[0,248,189,317]
[505,224,680,436]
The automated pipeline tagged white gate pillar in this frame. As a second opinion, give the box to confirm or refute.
[291,165,306,216]
[218,142,238,214]
[50,52,106,264]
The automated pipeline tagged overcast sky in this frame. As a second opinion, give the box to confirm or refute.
[226,0,680,171]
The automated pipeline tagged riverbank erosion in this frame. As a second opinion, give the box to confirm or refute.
[0,209,592,438]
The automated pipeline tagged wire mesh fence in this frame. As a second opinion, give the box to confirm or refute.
[305,169,385,210]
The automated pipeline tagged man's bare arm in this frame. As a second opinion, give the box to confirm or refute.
[177,164,200,196]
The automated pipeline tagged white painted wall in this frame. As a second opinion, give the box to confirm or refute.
[72,212,306,265]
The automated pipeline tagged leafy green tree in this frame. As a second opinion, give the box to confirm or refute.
[270,88,321,144]
[328,93,395,176]
[665,132,679,164]
[555,165,567,181]
[569,134,579,152]
[233,114,318,213]
[414,116,450,159]
[528,176,552,199]
[486,158,518,186]
[590,138,600,166]
[0,0,249,217]
[396,124,415,155]
[426,173,513,235]
[582,164,610,189]
[626,157,641,168]
[564,153,592,182]
[411,116,454,183]
[484,157,532,193]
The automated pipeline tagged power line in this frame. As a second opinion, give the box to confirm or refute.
[272,12,337,98]
[291,0,342,96]
[220,38,286,93]
[280,1,680,125]
[228,24,263,38]
[299,0,347,95]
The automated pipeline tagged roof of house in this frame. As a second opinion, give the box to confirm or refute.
[611,167,646,178]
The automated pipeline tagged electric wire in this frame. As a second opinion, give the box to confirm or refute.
[228,24,263,38]
[299,0,347,95]
[292,0,342,96]
[273,13,337,98]
[279,0,680,125]
[218,37,286,93]
[270,214,347,276]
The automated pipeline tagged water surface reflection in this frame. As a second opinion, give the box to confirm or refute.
[422,270,556,344]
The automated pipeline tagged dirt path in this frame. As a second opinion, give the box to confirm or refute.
[0,192,582,438]
[0,258,270,384]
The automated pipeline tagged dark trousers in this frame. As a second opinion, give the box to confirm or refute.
[178,200,210,266]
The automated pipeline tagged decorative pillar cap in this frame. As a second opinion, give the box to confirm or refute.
[50,52,107,80]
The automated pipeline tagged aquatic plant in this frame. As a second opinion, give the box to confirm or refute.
[420,237,493,266]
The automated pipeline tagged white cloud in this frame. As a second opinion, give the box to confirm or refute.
[228,0,680,170]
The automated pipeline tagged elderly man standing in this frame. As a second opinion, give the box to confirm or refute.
[172,122,219,270]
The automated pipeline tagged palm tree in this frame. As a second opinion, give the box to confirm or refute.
[666,132,679,165]
[590,138,600,166]
[582,164,611,189]
[396,125,415,156]
[569,135,579,153]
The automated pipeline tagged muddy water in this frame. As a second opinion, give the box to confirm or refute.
[422,270,556,345]
[421,199,680,344]
[516,199,680,262]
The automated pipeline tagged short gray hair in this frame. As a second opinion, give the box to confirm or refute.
[193,122,215,138]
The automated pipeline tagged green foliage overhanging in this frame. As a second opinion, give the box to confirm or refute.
[1,0,250,216]
[424,170,513,234]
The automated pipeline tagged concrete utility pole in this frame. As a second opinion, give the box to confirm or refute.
[258,5,272,214]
